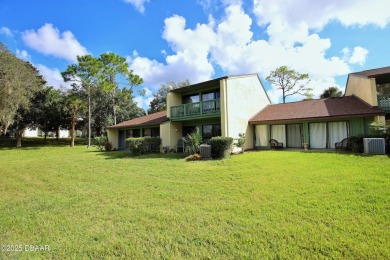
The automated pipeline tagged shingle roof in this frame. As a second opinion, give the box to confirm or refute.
[249,95,385,124]
[107,111,168,129]
[350,66,390,78]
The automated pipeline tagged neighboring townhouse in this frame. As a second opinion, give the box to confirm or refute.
[249,96,385,149]
[107,67,389,151]
[107,74,271,150]
[23,127,69,138]
[250,66,389,149]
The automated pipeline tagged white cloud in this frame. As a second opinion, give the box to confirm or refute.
[0,26,13,37]
[15,49,31,61]
[123,0,150,13]
[134,87,154,110]
[22,23,88,62]
[129,15,216,88]
[35,64,71,89]
[349,46,369,65]
[129,1,389,103]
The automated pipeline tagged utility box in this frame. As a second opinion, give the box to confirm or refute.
[363,138,385,155]
[200,144,211,159]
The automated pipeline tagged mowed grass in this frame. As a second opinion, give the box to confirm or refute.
[0,142,389,259]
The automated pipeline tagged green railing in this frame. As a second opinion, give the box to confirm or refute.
[170,99,220,119]
[378,95,390,112]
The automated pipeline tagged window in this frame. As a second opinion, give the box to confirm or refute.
[182,94,199,104]
[143,128,151,137]
[133,129,141,137]
[202,124,221,141]
[202,90,220,101]
[151,127,160,137]
[183,126,197,137]
[126,130,132,138]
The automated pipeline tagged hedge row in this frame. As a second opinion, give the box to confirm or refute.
[125,137,161,155]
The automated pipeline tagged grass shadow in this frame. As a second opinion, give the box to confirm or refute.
[0,137,89,150]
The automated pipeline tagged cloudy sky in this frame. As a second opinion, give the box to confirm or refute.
[1,0,389,109]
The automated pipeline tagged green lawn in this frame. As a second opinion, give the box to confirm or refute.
[0,141,389,259]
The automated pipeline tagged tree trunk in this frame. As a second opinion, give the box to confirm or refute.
[70,115,75,147]
[44,132,47,143]
[16,131,22,147]
[113,88,117,125]
[88,85,91,148]
[56,126,60,143]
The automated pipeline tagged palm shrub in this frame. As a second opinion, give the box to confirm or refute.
[209,136,233,159]
[182,131,201,154]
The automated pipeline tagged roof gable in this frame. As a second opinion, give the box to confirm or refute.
[108,111,168,129]
[249,95,385,123]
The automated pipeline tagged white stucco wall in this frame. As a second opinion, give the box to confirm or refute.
[23,128,38,137]
[224,75,271,149]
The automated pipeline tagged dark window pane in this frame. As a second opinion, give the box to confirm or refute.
[143,128,151,137]
[151,127,160,137]
[202,92,214,101]
[183,126,197,137]
[213,124,221,137]
[202,125,213,140]
[133,129,140,137]
[183,94,199,104]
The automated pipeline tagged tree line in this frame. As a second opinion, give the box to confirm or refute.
[0,43,145,147]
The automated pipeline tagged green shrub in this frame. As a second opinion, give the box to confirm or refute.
[235,133,246,153]
[93,136,107,151]
[209,136,233,159]
[126,137,162,155]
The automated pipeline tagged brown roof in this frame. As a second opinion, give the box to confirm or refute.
[350,66,390,78]
[108,111,168,129]
[249,95,385,124]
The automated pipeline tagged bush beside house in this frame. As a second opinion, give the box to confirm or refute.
[126,137,162,155]
[209,137,233,159]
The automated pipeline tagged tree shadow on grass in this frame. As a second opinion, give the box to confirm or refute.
[94,150,187,160]
[0,137,88,150]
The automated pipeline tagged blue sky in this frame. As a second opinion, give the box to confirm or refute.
[1,0,390,109]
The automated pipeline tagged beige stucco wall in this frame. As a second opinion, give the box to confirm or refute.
[224,75,271,149]
[220,78,228,138]
[107,128,119,149]
[374,115,386,124]
[160,121,182,148]
[167,92,182,118]
[345,75,377,106]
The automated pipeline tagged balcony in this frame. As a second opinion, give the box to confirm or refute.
[170,99,220,119]
[378,95,390,112]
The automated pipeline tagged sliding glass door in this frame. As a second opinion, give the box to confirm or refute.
[309,121,349,148]
[287,124,303,148]
[271,125,286,145]
[328,122,348,148]
[309,123,327,148]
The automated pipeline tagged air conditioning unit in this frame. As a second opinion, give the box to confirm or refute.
[363,138,385,155]
[200,144,211,159]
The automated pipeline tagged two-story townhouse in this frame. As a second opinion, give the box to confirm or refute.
[107,67,388,151]
[107,74,270,150]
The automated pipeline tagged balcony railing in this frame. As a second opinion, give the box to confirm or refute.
[170,99,220,119]
[378,95,390,112]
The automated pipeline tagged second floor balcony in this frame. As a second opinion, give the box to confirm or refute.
[170,99,220,120]
[378,94,390,112]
